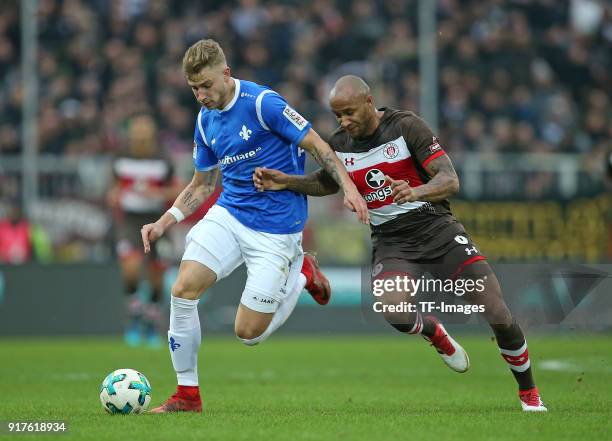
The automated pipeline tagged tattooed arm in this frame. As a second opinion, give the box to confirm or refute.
[253,167,339,196]
[141,168,219,253]
[171,168,219,217]
[287,169,340,195]
[299,129,369,224]
[417,154,460,201]
[298,130,353,191]
[387,155,459,204]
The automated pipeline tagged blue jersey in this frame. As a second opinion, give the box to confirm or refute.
[193,79,310,234]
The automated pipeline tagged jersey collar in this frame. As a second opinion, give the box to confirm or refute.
[221,78,240,112]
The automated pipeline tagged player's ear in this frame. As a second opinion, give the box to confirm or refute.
[223,65,231,78]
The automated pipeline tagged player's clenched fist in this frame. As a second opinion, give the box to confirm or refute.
[140,222,165,254]
[385,175,419,204]
[253,167,289,191]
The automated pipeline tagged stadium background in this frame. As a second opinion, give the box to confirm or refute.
[0,1,611,439]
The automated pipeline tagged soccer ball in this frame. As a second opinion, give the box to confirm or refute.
[99,369,152,414]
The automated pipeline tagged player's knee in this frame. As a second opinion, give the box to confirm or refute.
[382,311,403,327]
[389,321,419,333]
[171,280,200,300]
[383,310,418,333]
[235,324,265,343]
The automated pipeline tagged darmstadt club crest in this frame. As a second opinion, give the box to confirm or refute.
[382,142,399,159]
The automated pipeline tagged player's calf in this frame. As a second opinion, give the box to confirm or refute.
[491,321,547,410]
[463,265,545,411]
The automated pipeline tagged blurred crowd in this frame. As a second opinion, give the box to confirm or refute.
[0,0,610,160]
[0,0,611,264]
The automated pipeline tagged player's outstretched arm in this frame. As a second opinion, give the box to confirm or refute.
[386,154,460,204]
[299,129,369,224]
[253,167,340,196]
[141,168,219,253]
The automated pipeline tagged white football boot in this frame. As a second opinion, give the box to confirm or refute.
[519,387,548,412]
[423,316,470,373]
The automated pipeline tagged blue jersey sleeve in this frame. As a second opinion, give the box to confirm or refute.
[259,93,311,145]
[193,112,219,171]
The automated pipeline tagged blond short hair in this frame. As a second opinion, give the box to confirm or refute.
[182,39,227,77]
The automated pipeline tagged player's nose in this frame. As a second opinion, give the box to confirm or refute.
[194,88,205,100]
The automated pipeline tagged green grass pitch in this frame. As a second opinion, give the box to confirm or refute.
[0,334,611,440]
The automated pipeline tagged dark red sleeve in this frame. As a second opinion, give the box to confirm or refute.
[400,115,446,170]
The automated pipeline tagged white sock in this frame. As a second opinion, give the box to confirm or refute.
[168,296,201,386]
[241,273,307,346]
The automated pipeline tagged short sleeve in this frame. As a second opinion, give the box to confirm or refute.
[401,115,447,169]
[259,92,312,145]
[193,113,219,171]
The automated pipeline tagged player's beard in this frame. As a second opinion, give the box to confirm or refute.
[348,124,367,139]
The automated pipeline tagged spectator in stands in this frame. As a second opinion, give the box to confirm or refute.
[0,200,52,264]
[1,0,609,157]
[107,114,181,347]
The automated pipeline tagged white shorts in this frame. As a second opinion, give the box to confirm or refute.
[182,205,304,313]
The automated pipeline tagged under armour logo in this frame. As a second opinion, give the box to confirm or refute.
[211,138,216,145]
[465,246,478,256]
[169,337,181,352]
[345,158,354,166]
[239,125,252,141]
